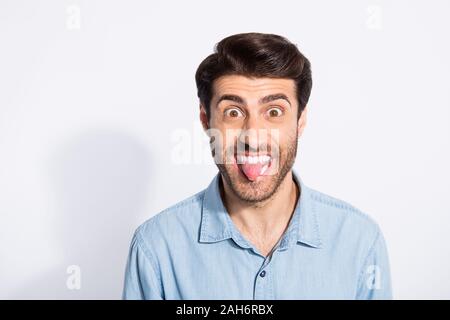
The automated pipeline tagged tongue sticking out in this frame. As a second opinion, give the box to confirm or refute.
[239,163,267,181]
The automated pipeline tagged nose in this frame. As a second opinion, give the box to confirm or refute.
[238,114,264,151]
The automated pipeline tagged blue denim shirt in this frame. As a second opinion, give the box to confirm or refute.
[122,171,392,299]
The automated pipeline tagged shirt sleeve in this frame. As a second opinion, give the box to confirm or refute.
[356,227,393,300]
[122,229,163,300]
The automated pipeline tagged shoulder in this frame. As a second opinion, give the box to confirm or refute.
[305,185,382,247]
[133,190,206,250]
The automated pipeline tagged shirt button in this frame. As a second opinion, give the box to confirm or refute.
[260,270,266,277]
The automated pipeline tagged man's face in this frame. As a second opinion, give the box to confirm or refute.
[201,75,307,203]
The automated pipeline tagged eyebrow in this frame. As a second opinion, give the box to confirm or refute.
[260,93,291,106]
[216,93,292,107]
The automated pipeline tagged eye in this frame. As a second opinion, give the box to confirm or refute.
[267,107,283,117]
[224,107,244,118]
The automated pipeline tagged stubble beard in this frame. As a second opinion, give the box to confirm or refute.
[215,129,298,205]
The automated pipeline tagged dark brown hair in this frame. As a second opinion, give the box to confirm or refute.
[195,32,312,120]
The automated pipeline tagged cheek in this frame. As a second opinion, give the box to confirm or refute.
[214,127,239,149]
[272,128,297,151]
[212,129,238,166]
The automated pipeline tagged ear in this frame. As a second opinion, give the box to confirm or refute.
[199,104,209,132]
[297,106,308,137]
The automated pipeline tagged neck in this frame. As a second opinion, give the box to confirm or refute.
[220,171,299,243]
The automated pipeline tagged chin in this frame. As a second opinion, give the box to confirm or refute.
[220,164,281,203]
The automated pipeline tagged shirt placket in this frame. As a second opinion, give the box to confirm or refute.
[253,236,284,299]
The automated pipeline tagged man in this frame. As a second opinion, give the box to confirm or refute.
[122,32,392,299]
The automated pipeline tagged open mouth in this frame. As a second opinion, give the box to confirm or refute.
[234,153,273,181]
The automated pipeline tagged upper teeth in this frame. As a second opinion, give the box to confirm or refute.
[236,155,271,164]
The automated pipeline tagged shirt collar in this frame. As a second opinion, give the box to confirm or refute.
[199,170,323,250]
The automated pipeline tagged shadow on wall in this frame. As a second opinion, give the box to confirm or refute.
[12,129,152,299]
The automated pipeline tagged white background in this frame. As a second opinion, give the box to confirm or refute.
[1,0,449,299]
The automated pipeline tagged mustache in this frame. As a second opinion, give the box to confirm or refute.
[208,128,281,161]
[214,143,280,165]
[231,142,274,155]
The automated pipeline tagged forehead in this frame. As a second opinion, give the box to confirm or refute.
[212,75,296,98]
